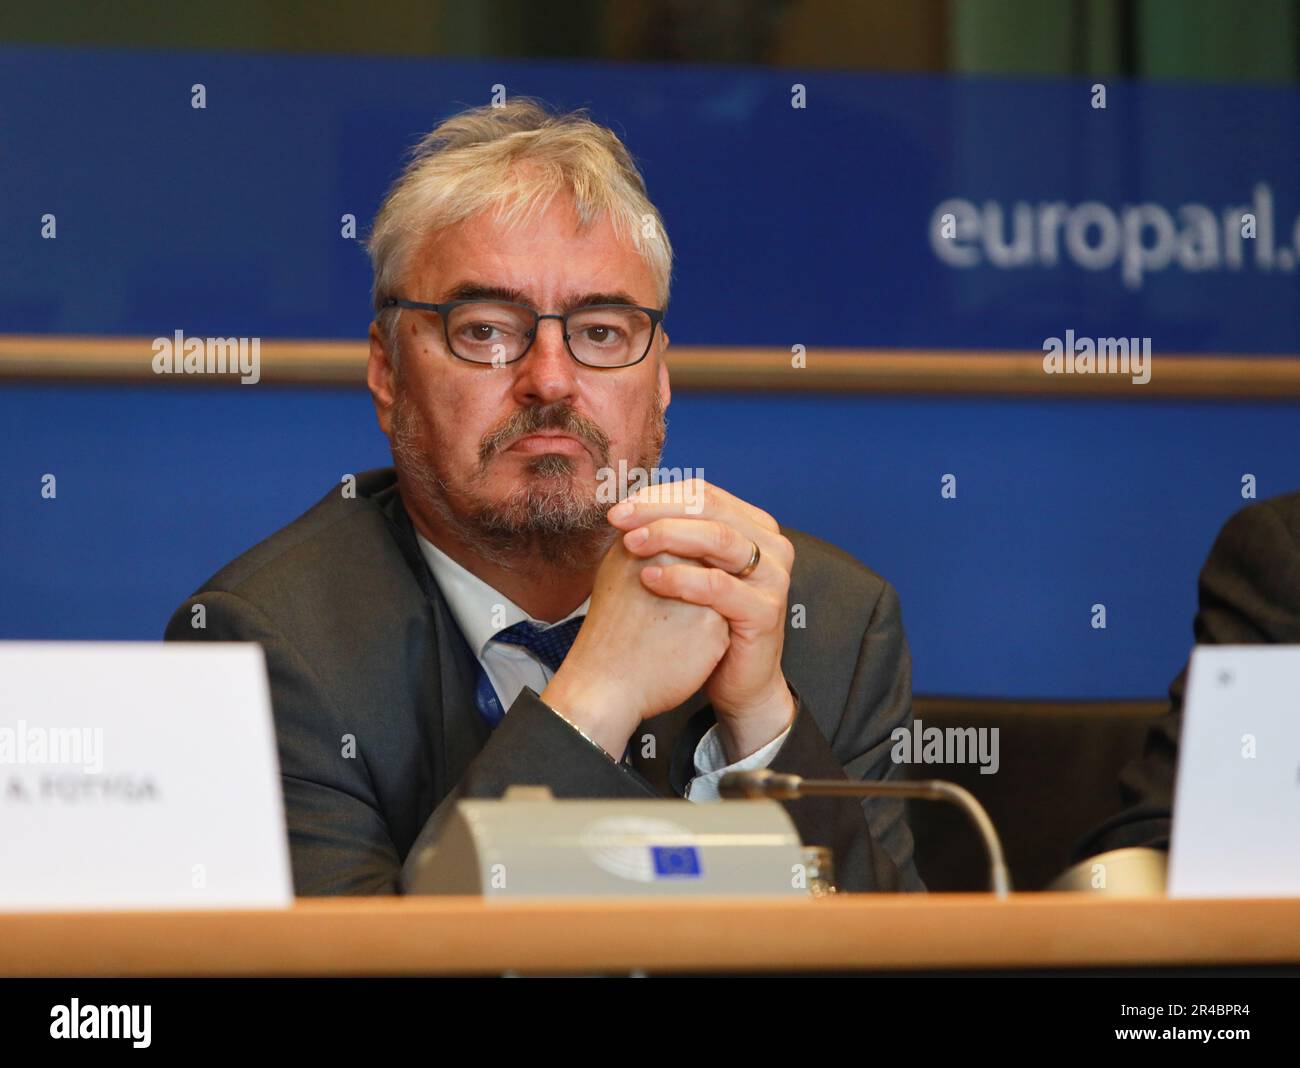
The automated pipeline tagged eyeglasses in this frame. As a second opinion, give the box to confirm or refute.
[381,298,665,368]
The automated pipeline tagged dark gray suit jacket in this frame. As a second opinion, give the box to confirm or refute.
[165,468,923,895]
[1076,491,1300,858]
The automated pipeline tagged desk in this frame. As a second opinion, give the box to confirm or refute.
[2,895,1298,976]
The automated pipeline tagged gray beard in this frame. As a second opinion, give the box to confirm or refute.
[391,393,666,573]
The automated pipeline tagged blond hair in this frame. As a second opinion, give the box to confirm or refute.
[367,98,673,360]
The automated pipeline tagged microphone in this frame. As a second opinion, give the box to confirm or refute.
[718,769,1011,897]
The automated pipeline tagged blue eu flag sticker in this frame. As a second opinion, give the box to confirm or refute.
[651,845,702,878]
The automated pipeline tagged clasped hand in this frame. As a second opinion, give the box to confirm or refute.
[542,480,795,763]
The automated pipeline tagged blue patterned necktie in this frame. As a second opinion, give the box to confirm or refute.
[473,616,585,727]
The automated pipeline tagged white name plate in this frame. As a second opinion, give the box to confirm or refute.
[1169,645,1300,898]
[0,643,292,910]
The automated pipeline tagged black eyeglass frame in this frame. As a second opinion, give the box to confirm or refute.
[380,297,666,368]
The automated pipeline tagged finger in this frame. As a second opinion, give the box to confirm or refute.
[622,517,756,573]
[627,517,795,579]
[639,562,783,632]
[607,479,779,535]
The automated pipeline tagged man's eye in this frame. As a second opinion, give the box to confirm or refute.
[582,324,621,343]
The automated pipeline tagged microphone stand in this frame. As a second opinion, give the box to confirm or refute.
[720,770,1012,898]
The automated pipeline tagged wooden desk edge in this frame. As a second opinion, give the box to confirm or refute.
[1,894,1297,977]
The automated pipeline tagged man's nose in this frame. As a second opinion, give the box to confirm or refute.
[511,317,578,406]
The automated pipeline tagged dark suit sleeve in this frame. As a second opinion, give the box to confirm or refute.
[399,688,659,890]
[670,579,921,893]
[166,589,406,895]
[770,579,920,893]
[168,592,662,895]
[1075,498,1300,858]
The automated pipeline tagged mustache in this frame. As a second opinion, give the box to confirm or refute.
[478,403,611,468]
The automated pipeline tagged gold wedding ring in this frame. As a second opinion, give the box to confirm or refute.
[733,540,761,579]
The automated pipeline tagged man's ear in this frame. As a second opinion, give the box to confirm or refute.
[656,328,671,410]
[367,320,398,435]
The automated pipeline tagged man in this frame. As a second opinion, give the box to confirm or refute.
[1074,491,1300,859]
[166,99,921,895]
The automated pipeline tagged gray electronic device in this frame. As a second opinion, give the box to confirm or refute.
[404,786,810,898]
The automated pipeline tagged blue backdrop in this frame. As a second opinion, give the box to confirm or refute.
[3,46,1300,697]
[5,45,1300,350]
[4,382,1295,698]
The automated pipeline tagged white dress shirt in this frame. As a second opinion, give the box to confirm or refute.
[415,533,791,801]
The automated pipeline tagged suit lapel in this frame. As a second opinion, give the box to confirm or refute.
[381,488,491,802]
[430,592,493,792]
